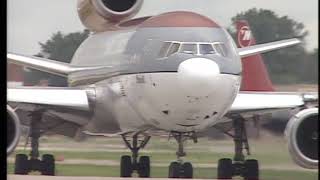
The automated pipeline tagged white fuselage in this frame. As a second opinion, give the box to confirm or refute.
[71,25,243,134]
[99,69,241,132]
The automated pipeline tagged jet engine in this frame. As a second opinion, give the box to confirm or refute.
[285,108,318,169]
[77,0,144,32]
[7,105,21,155]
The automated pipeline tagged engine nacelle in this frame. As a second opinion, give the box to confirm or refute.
[285,108,318,169]
[77,0,144,32]
[7,105,21,155]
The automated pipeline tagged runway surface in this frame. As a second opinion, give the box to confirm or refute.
[8,175,211,180]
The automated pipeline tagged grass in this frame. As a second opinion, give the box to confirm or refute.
[11,140,293,166]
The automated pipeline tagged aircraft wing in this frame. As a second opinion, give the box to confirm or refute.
[7,87,95,111]
[6,53,107,138]
[7,53,110,77]
[7,87,96,137]
[228,91,318,116]
[238,38,300,58]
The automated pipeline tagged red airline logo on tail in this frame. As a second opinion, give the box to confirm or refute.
[238,25,252,47]
[236,20,275,91]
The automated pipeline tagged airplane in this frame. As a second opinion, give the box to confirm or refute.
[7,0,318,179]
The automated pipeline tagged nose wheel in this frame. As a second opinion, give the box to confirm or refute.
[120,132,151,177]
[168,132,196,179]
[168,161,193,178]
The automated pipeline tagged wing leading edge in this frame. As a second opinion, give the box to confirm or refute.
[229,91,317,114]
[7,53,111,77]
[8,87,95,111]
[238,38,301,58]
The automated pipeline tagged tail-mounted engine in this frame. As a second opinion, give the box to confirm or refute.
[285,108,318,169]
[77,0,144,32]
[7,105,21,155]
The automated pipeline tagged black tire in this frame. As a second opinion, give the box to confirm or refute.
[168,161,180,178]
[120,155,132,177]
[138,156,151,177]
[41,154,55,176]
[181,162,193,178]
[14,154,29,175]
[244,159,259,180]
[217,158,233,179]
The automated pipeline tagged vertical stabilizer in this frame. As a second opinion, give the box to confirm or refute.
[236,20,274,91]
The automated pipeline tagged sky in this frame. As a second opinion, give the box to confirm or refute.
[7,0,318,55]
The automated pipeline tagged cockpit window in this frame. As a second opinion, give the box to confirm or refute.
[180,44,197,54]
[167,43,180,56]
[213,43,227,57]
[158,41,228,58]
[158,42,171,58]
[199,44,216,55]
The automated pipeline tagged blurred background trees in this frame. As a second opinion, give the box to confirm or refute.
[24,30,90,86]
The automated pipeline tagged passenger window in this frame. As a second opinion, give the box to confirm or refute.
[167,43,180,56]
[199,44,216,55]
[158,42,171,58]
[180,44,197,54]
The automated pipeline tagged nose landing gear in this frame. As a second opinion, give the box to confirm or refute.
[168,131,197,179]
[120,132,151,177]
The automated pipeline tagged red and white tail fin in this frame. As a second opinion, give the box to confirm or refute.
[236,20,274,91]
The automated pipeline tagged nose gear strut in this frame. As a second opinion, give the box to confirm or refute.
[120,132,151,177]
[168,131,197,178]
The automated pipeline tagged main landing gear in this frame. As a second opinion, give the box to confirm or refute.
[216,116,259,180]
[14,111,55,176]
[120,132,151,177]
[168,132,197,179]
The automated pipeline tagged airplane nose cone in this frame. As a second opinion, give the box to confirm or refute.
[178,58,220,77]
[178,58,220,96]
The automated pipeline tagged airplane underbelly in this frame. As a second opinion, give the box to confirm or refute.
[119,73,240,132]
